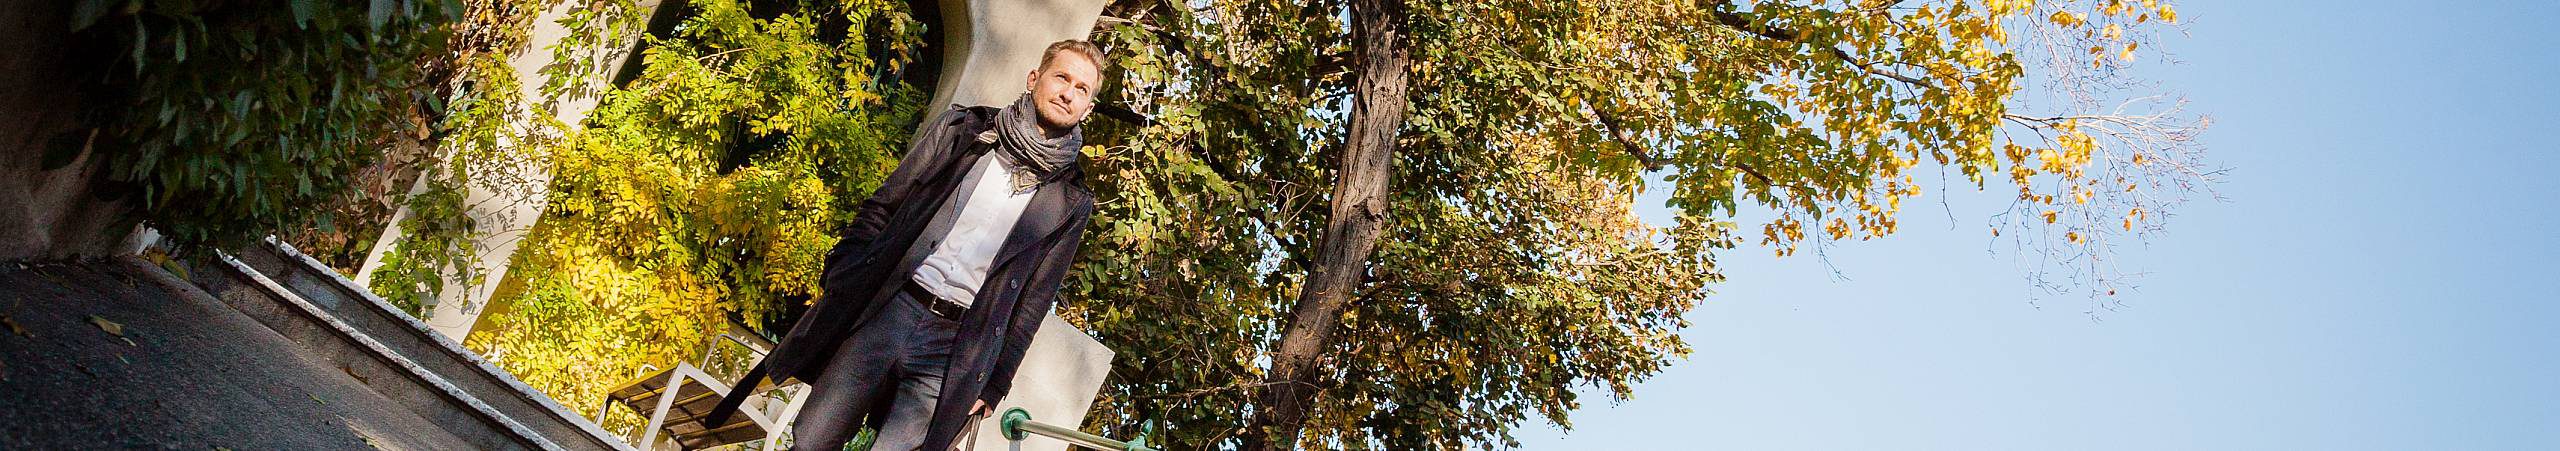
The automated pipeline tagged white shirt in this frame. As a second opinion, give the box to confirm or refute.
[910,153,1036,308]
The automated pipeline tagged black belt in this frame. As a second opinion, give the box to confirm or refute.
[901,281,969,319]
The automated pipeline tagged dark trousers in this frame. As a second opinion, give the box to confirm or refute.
[790,286,961,451]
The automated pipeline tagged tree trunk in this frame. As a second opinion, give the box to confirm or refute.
[1245,0,1409,447]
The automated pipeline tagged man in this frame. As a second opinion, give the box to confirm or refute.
[706,40,1105,451]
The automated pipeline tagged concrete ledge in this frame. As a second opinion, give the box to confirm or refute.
[241,238,633,450]
[182,251,562,450]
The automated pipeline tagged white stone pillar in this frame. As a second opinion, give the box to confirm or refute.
[925,0,1112,110]
[354,1,660,341]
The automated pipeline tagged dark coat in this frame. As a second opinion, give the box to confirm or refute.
[708,106,1093,450]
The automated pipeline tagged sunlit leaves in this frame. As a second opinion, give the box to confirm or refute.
[1417,0,2208,304]
[464,0,927,415]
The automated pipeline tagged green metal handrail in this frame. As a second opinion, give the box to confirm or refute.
[998,408,1158,451]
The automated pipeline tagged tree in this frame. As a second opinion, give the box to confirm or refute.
[1081,0,2210,448]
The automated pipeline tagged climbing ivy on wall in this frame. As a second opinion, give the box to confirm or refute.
[275,0,552,278]
[370,36,561,317]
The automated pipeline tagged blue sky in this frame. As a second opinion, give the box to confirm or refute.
[1514,1,2560,449]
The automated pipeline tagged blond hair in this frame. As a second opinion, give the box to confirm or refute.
[1038,39,1107,72]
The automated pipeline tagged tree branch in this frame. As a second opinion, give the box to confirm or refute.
[1592,107,1805,190]
[1591,108,1663,171]
[1707,9,1932,89]
[1139,0,1231,84]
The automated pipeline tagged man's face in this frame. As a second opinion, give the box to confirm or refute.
[1025,54,1101,133]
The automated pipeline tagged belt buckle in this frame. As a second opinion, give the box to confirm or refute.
[909,283,962,319]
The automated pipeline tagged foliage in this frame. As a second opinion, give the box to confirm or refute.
[463,0,928,414]
[269,148,423,275]
[58,0,462,247]
[1494,0,2214,302]
[1068,1,1738,446]
[367,173,474,316]
[280,0,554,275]
[1075,0,2210,448]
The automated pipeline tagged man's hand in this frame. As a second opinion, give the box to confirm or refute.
[972,399,991,417]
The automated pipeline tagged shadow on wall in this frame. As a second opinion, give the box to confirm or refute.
[0,2,140,261]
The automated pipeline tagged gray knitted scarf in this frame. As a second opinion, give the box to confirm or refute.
[978,94,1083,193]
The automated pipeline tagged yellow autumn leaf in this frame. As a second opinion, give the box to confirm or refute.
[88,315,123,337]
[2050,11,2084,27]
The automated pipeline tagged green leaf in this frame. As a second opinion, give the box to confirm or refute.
[369,0,395,32]
[230,90,254,118]
[289,0,314,29]
[424,91,446,116]
[128,16,146,75]
[69,0,116,31]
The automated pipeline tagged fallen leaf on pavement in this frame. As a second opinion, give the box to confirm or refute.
[2,315,28,337]
[87,315,123,337]
[340,364,370,385]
